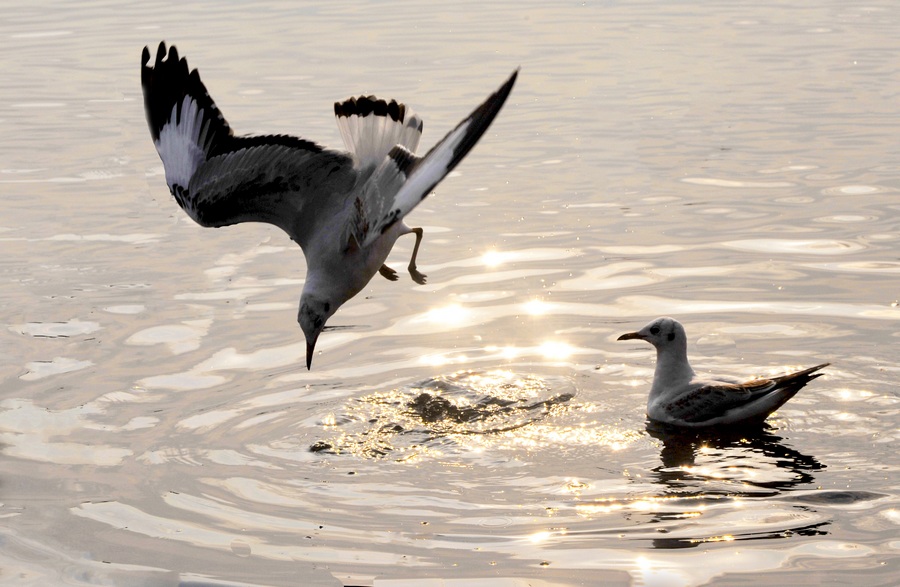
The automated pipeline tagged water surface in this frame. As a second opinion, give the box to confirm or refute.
[1,1,898,585]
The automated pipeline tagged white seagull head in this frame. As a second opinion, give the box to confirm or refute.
[617,316,687,351]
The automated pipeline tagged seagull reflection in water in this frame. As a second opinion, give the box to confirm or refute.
[644,421,830,548]
[646,420,824,492]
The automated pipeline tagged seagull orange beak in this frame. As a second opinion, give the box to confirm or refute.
[617,331,643,341]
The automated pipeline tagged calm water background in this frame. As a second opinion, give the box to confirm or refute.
[1,1,898,585]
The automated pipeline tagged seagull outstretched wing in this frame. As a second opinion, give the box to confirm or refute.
[350,70,519,250]
[141,42,356,249]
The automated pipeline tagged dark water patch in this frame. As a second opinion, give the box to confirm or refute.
[779,490,889,507]
[650,521,831,549]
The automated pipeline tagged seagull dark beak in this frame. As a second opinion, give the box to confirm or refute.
[306,337,318,370]
[617,331,643,341]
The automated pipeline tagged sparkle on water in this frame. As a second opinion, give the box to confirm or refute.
[308,370,595,460]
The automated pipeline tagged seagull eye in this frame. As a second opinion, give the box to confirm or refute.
[650,326,660,335]
[667,333,675,341]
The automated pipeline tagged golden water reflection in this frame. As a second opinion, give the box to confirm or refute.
[309,370,642,461]
[419,340,592,369]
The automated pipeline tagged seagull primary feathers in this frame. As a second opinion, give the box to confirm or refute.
[617,317,829,428]
[141,42,517,369]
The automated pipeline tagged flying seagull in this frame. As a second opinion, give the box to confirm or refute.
[141,42,517,369]
[617,317,829,427]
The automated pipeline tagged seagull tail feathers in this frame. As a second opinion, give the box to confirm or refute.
[334,96,423,170]
[761,362,831,418]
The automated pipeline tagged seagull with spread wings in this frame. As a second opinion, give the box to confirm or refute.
[141,42,517,369]
[617,317,829,427]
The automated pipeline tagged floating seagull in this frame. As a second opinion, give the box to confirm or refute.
[141,42,517,369]
[617,317,829,427]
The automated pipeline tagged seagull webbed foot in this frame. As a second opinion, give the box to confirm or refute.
[408,266,427,285]
[379,264,399,281]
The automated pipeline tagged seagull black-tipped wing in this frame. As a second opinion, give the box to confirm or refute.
[355,69,518,249]
[141,42,356,246]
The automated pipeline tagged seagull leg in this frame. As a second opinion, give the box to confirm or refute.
[407,227,427,285]
[379,264,399,281]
